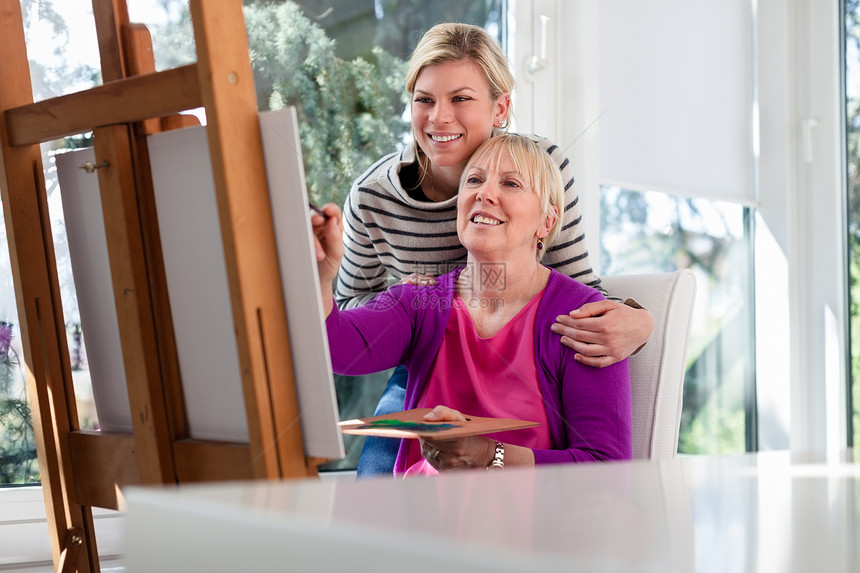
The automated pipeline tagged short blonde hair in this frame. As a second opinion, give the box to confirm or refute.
[406,23,515,121]
[460,135,564,260]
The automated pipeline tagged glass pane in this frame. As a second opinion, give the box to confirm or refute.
[106,0,507,470]
[22,0,102,100]
[246,0,504,210]
[0,234,38,485]
[44,144,100,432]
[139,0,504,217]
[128,0,196,70]
[600,186,754,454]
[847,0,860,445]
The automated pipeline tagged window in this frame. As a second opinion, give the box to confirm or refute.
[847,0,860,445]
[599,187,755,454]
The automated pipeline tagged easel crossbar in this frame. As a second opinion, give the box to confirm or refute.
[5,64,201,146]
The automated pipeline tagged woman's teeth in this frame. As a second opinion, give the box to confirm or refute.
[430,134,462,142]
[472,215,502,225]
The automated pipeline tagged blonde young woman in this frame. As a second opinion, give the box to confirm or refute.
[315,135,632,475]
[338,23,650,476]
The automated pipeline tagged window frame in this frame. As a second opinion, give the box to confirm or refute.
[756,0,849,452]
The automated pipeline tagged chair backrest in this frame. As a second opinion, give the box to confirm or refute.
[600,270,697,459]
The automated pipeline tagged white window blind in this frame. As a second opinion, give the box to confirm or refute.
[598,0,755,204]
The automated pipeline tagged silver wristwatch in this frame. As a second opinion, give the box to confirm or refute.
[487,441,505,470]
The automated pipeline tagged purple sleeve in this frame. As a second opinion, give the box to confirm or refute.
[325,286,416,376]
[530,271,634,464]
[532,356,633,464]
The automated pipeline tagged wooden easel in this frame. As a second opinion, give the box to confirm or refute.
[0,1,314,571]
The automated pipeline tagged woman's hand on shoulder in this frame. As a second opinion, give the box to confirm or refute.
[551,300,654,368]
[399,273,437,287]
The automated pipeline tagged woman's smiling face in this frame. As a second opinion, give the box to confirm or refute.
[411,58,508,174]
[457,150,550,262]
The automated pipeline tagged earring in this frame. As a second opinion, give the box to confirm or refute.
[536,238,544,251]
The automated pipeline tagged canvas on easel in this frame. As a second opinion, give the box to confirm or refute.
[55,108,346,455]
[144,108,344,456]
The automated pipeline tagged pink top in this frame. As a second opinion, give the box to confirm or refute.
[405,291,553,476]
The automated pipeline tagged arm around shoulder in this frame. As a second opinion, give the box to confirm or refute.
[534,276,633,464]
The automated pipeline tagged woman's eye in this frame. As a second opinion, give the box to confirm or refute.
[466,175,483,184]
[503,180,523,189]
[453,96,472,103]
[414,97,433,104]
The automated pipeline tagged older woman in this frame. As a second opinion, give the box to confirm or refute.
[314,135,632,475]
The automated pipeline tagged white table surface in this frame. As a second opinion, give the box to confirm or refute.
[122,450,860,572]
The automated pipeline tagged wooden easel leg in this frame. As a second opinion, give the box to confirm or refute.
[0,1,98,571]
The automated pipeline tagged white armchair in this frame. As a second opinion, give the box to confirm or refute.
[601,270,697,460]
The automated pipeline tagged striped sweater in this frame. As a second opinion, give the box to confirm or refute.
[335,133,604,309]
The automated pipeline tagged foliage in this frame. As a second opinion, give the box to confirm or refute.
[679,399,745,455]
[147,4,197,70]
[847,0,860,444]
[853,255,860,441]
[0,323,37,484]
[244,1,408,207]
[149,0,411,208]
[20,0,62,30]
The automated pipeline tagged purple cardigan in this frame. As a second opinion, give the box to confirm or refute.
[326,268,633,474]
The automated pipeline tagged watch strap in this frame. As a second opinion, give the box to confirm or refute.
[487,441,505,470]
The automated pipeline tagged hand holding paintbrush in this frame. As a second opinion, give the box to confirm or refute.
[309,202,342,317]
